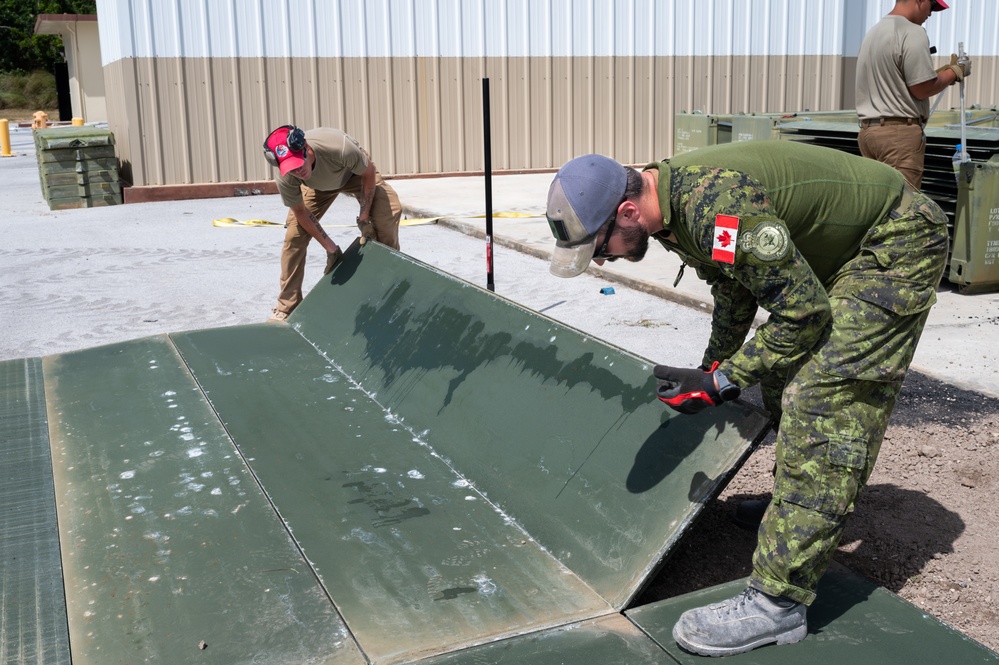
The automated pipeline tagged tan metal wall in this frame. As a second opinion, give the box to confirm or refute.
[107,54,862,187]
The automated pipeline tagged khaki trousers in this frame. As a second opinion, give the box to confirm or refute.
[857,123,925,189]
[275,172,401,314]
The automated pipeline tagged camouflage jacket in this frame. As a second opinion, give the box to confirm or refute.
[648,141,906,389]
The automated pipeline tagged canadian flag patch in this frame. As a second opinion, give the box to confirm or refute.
[711,214,740,264]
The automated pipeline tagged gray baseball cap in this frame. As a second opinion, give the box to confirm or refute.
[546,154,627,277]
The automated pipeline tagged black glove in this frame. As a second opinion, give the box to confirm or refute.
[653,361,741,414]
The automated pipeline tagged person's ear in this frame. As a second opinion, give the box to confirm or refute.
[618,200,641,224]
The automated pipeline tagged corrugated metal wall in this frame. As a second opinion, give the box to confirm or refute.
[94,0,999,188]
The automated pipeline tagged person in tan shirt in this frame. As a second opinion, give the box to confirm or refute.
[855,0,971,188]
[263,125,402,321]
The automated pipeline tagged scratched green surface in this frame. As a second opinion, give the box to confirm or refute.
[290,241,773,609]
[172,323,610,664]
[0,357,71,665]
[42,336,363,665]
[415,614,674,665]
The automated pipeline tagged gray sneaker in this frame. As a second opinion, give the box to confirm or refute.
[672,587,807,657]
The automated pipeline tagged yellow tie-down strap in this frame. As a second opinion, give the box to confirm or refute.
[212,218,283,227]
[213,211,542,228]
[211,217,440,228]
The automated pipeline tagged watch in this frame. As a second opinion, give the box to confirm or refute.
[714,370,741,402]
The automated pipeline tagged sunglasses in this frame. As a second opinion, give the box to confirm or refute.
[592,215,618,261]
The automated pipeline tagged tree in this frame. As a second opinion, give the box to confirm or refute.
[0,0,97,73]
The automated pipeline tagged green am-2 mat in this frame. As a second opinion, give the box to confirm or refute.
[171,323,610,663]
[42,336,362,665]
[0,358,71,665]
[5,240,997,663]
[288,242,771,611]
[414,613,672,665]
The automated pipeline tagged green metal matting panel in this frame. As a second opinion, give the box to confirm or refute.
[288,245,771,611]
[4,240,997,663]
[0,358,70,665]
[42,337,362,665]
[627,565,999,664]
[171,323,609,663]
[415,614,671,665]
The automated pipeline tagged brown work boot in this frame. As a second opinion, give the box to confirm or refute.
[267,310,290,323]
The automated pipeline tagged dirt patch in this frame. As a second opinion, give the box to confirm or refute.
[638,370,999,654]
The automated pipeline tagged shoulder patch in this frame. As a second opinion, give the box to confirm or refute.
[711,214,740,264]
[737,219,790,262]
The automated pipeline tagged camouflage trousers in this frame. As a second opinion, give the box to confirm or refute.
[751,187,949,605]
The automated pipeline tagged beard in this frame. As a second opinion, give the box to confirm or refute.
[617,223,650,262]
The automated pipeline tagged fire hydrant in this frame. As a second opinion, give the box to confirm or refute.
[31,111,49,129]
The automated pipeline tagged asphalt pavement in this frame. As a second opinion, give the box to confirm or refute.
[3,123,998,397]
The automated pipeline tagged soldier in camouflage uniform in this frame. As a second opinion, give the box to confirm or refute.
[545,141,949,657]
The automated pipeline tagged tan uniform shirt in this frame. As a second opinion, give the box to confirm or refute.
[855,15,937,122]
[276,128,369,207]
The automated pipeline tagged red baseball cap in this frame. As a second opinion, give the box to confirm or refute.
[930,0,949,10]
[265,126,306,175]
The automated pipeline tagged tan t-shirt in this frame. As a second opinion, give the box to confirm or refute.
[855,15,937,122]
[276,128,369,207]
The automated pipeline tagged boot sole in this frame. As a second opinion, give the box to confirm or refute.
[672,623,807,657]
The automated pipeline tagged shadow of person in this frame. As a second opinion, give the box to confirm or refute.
[834,483,965,592]
[625,405,771,495]
[633,484,963,633]
[805,484,963,633]
[327,237,364,286]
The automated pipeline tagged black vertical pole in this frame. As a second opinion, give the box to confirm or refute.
[482,77,495,292]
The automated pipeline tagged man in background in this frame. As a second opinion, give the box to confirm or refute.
[263,125,402,321]
[855,0,970,188]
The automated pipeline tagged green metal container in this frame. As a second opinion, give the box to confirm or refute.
[733,111,859,143]
[732,114,784,143]
[673,113,732,155]
[948,155,999,293]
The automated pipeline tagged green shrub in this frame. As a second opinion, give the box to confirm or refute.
[0,91,29,110]
[0,70,57,109]
[22,71,57,108]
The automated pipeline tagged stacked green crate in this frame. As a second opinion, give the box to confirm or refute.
[673,113,733,155]
[34,127,121,210]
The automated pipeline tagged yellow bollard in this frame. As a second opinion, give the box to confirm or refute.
[1,119,11,157]
[72,117,84,126]
[31,111,49,129]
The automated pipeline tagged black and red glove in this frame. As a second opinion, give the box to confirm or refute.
[653,361,741,414]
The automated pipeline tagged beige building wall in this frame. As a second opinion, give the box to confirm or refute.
[94,0,999,191]
[106,54,855,187]
[35,15,107,123]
